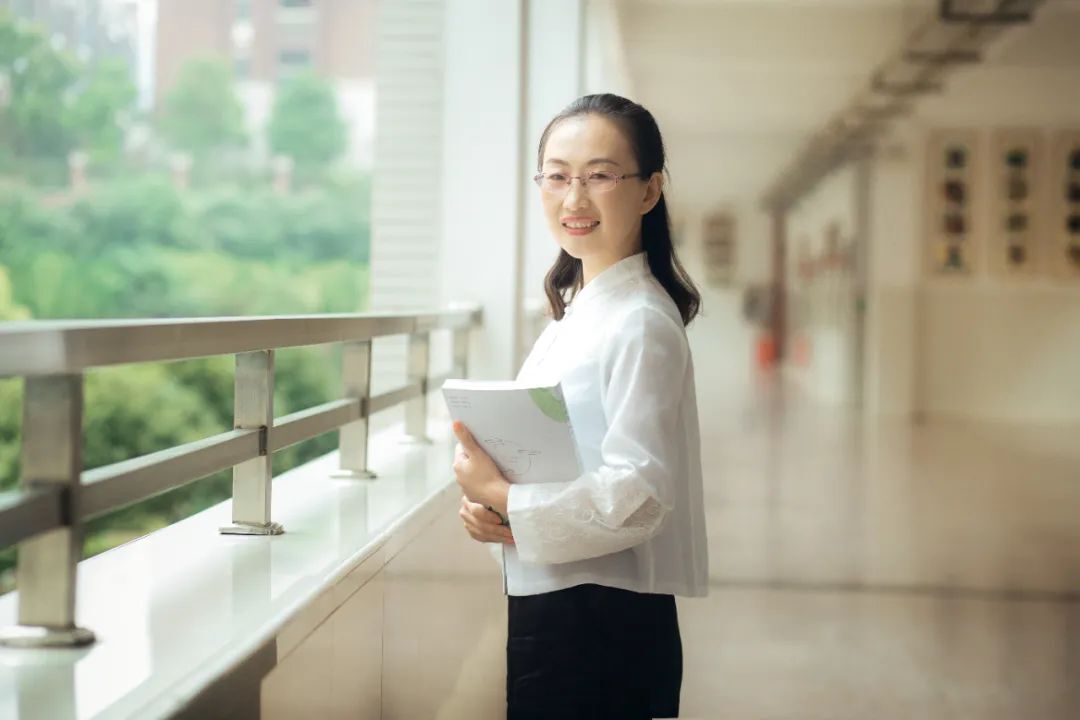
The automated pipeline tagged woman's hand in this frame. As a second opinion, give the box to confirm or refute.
[459,496,515,545]
[451,421,511,517]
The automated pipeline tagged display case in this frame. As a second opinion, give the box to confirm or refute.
[702,211,736,287]
[925,129,980,277]
[1050,130,1080,280]
[988,129,1042,278]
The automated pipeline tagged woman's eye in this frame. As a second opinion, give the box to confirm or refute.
[547,173,568,182]
[589,172,617,182]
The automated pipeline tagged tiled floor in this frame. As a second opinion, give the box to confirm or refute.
[676,289,1080,719]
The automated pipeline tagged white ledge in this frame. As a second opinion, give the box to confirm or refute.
[0,420,458,719]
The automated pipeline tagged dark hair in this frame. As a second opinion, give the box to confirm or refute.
[538,93,701,326]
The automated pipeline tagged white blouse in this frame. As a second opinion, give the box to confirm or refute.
[503,252,709,598]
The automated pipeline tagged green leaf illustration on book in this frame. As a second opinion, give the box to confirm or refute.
[528,388,569,423]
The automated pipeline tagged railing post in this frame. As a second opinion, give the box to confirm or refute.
[452,327,470,378]
[333,340,376,479]
[221,350,283,535]
[402,332,431,443]
[0,375,95,648]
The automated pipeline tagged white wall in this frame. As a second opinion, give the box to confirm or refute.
[523,0,585,360]
[863,138,921,418]
[794,124,1080,423]
[785,164,859,406]
[893,8,1080,424]
[370,0,448,395]
[439,0,527,381]
[582,0,633,97]
[773,5,1080,424]
[664,131,794,309]
[900,122,1080,423]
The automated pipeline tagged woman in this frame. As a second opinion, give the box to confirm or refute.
[451,93,708,720]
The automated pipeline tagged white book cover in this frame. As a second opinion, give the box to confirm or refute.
[441,379,583,485]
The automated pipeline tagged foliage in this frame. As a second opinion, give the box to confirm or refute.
[68,57,138,166]
[0,10,136,168]
[0,13,374,593]
[0,10,78,160]
[0,178,370,592]
[158,58,247,161]
[0,180,371,319]
[268,72,348,171]
[0,266,29,320]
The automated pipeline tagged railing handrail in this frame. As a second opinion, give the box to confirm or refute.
[0,307,481,378]
[0,305,482,649]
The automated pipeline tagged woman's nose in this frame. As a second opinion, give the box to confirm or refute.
[562,180,590,210]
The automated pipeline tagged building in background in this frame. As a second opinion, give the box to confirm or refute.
[1,0,156,111]
[1,0,134,63]
[154,0,375,168]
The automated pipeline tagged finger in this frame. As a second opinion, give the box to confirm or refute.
[462,512,512,543]
[462,498,490,516]
[461,497,491,520]
[466,503,506,527]
[463,518,497,543]
[474,517,514,543]
[451,421,481,454]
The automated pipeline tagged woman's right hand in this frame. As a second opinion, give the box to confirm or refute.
[459,496,515,545]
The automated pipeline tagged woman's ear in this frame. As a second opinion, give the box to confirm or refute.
[641,172,664,215]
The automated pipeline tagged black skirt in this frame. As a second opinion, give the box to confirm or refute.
[506,583,682,720]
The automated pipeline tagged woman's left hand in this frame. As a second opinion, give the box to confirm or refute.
[451,421,510,517]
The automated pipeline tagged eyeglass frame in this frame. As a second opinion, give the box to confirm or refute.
[532,170,647,194]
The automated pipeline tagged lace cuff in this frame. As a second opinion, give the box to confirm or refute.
[507,477,669,565]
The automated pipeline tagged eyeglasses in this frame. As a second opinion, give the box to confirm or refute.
[533,170,644,195]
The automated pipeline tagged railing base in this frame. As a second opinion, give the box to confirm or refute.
[219,521,285,536]
[331,469,378,480]
[0,624,95,648]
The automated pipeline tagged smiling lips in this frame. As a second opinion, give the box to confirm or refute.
[562,216,600,235]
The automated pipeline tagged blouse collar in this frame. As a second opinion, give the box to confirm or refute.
[566,252,649,315]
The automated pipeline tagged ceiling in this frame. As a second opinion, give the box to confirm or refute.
[617,0,1080,206]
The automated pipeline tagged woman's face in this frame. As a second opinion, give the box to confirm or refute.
[539,114,662,269]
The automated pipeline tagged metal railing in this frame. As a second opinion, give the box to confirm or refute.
[0,307,481,649]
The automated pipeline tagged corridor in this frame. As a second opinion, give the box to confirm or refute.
[675,278,1080,719]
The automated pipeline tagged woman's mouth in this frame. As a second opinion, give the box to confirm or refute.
[561,218,600,236]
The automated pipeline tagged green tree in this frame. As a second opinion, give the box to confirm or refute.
[0,266,29,320]
[0,379,20,492]
[0,10,136,181]
[69,178,195,255]
[0,10,77,160]
[159,58,247,161]
[68,57,137,166]
[267,72,347,171]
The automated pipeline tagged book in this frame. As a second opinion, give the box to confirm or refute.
[440,379,583,485]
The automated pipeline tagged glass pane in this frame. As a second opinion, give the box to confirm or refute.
[0,0,376,591]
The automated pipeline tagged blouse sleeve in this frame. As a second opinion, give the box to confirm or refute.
[505,305,688,565]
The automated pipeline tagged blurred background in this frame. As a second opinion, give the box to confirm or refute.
[0,0,1079,718]
[0,0,375,589]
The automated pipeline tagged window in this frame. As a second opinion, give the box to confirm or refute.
[0,0,375,593]
[278,48,312,75]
